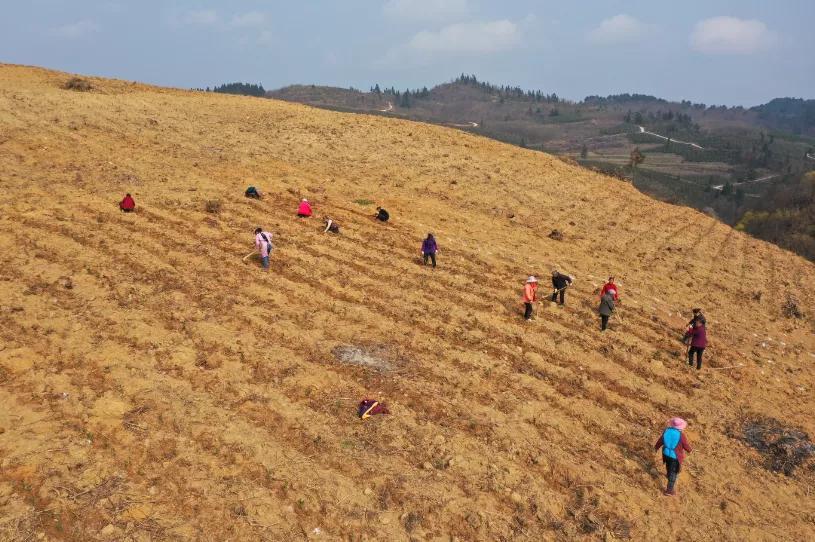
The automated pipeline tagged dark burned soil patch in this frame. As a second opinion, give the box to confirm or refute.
[331,344,406,373]
[738,416,815,476]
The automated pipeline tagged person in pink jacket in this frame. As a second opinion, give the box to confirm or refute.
[297,199,313,218]
[254,227,273,270]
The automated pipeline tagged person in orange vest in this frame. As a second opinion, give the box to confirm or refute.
[522,276,539,321]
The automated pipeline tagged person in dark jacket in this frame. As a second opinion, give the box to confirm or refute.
[421,233,438,267]
[245,186,262,199]
[598,290,615,331]
[323,216,340,234]
[687,320,707,370]
[375,207,390,222]
[550,270,573,305]
[655,417,692,496]
[119,193,135,212]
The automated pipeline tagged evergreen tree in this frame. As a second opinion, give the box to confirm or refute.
[580,144,588,159]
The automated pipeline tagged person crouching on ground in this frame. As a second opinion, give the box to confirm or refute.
[550,270,573,305]
[687,319,707,370]
[245,186,262,199]
[297,198,312,218]
[254,227,273,270]
[598,289,615,331]
[375,207,389,222]
[654,417,692,496]
[421,233,438,268]
[119,193,135,212]
[323,216,339,234]
[522,276,538,321]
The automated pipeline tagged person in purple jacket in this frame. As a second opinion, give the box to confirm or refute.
[421,233,438,268]
[687,319,707,370]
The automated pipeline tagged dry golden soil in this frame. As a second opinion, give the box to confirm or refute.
[1,65,814,541]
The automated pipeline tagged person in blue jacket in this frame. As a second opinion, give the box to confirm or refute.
[654,417,693,496]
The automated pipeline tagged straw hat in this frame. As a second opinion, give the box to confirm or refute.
[667,417,688,431]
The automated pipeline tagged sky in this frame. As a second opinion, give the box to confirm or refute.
[1,0,813,106]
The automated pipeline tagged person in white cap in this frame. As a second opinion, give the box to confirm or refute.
[522,276,539,321]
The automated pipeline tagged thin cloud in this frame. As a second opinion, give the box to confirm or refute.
[53,20,99,39]
[231,12,267,28]
[182,9,218,26]
[383,0,469,24]
[690,16,776,54]
[588,14,653,45]
[407,20,521,54]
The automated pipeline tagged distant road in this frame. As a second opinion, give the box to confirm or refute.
[807,153,815,161]
[638,126,705,150]
[712,173,781,191]
[448,121,479,128]
[378,102,393,113]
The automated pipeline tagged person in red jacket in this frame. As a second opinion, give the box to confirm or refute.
[522,276,538,321]
[600,276,619,301]
[654,417,692,496]
[119,193,135,212]
[297,198,313,218]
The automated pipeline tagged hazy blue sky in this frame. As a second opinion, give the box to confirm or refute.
[2,1,813,105]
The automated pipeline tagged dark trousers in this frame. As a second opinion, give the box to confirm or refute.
[600,315,609,330]
[688,346,704,369]
[664,456,681,491]
[423,252,436,267]
[524,302,533,320]
[551,289,565,304]
[121,208,133,213]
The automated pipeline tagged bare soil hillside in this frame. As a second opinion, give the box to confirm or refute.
[1,65,814,541]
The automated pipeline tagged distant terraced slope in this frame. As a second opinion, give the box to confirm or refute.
[0,65,814,541]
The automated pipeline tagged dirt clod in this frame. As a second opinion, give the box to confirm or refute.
[782,295,802,318]
[332,344,399,372]
[63,77,92,92]
[740,416,815,476]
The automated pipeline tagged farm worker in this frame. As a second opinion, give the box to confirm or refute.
[654,417,692,496]
[550,270,573,305]
[688,307,706,327]
[375,207,390,222]
[245,186,262,199]
[682,308,706,343]
[119,193,135,212]
[600,276,619,301]
[598,289,616,331]
[323,216,339,234]
[297,199,313,218]
[254,227,274,270]
[522,276,538,321]
[687,319,707,370]
[421,233,438,268]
